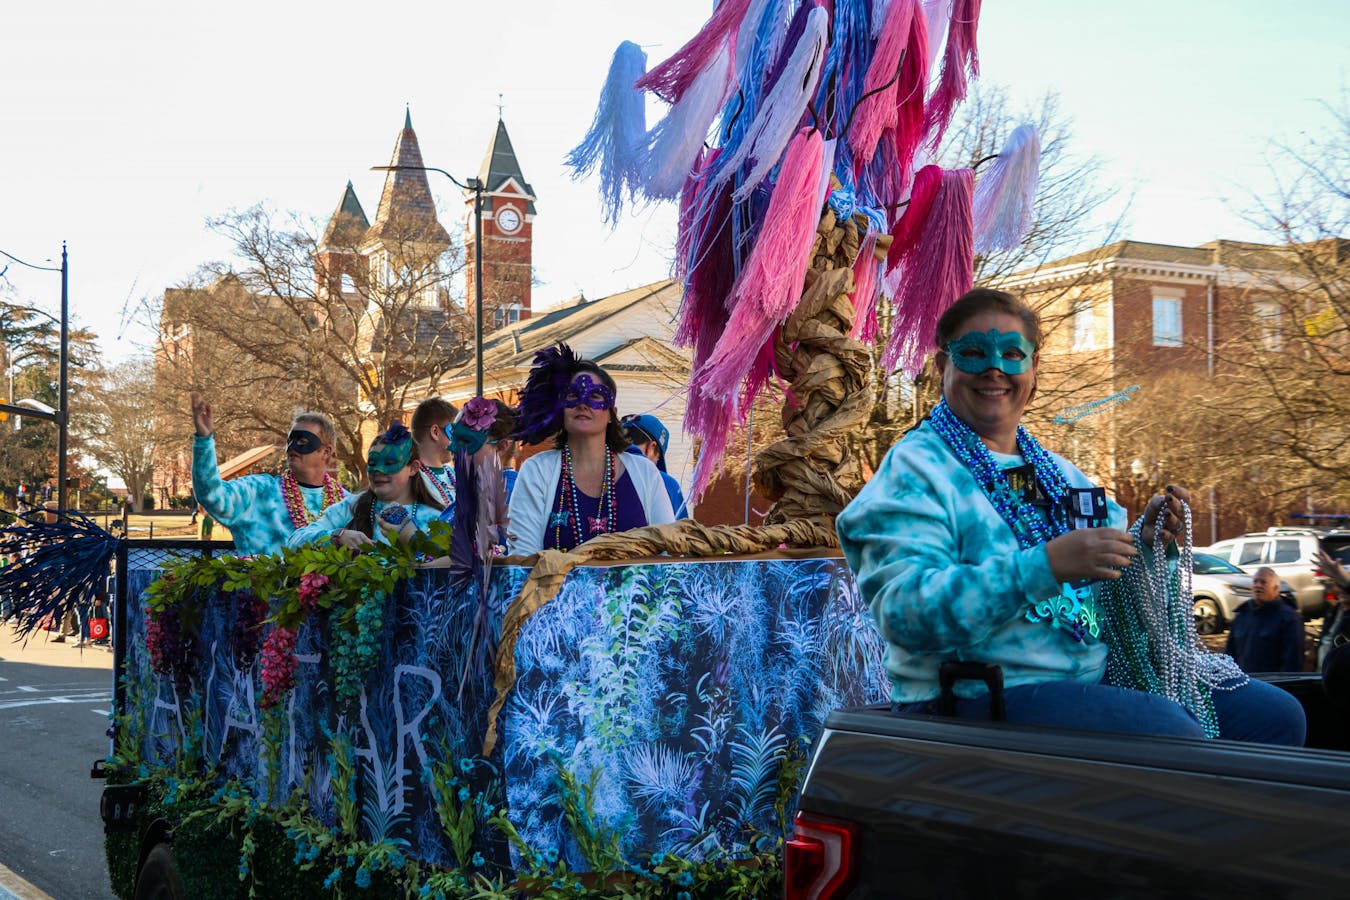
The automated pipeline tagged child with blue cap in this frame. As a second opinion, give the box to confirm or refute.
[622,413,686,519]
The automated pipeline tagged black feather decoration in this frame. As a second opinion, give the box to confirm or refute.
[0,510,119,641]
[510,342,581,446]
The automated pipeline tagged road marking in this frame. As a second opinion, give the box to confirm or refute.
[14,686,37,693]
[89,709,109,717]
[0,675,8,681]
[0,692,111,711]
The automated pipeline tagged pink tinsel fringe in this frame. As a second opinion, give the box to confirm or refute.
[849,229,882,343]
[884,163,941,271]
[922,0,981,149]
[882,167,974,375]
[696,128,826,400]
[637,0,754,103]
[848,0,917,165]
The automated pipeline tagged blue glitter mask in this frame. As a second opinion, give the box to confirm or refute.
[945,328,1036,375]
[562,373,616,411]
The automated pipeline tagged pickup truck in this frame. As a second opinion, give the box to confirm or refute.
[786,672,1350,899]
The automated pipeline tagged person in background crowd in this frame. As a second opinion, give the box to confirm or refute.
[0,553,11,623]
[411,398,458,517]
[199,508,214,541]
[190,392,347,555]
[507,344,674,555]
[1226,567,1306,673]
[288,422,445,550]
[622,413,687,519]
[1316,548,1350,668]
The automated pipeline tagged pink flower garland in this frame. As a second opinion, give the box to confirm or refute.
[259,626,298,709]
[297,572,330,613]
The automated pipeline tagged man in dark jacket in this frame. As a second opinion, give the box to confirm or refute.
[1227,567,1305,672]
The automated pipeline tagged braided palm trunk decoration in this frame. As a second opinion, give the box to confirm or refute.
[754,196,891,528]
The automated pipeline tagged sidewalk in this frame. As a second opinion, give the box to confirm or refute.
[0,622,113,671]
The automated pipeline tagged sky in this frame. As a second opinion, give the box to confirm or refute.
[0,0,1345,366]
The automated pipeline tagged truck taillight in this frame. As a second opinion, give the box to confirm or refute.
[784,812,857,900]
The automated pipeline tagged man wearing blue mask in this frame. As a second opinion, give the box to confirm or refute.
[622,413,687,519]
[190,392,348,555]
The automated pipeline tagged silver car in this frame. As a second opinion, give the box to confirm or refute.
[1192,552,1253,635]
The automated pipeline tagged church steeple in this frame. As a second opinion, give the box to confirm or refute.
[316,181,370,303]
[320,181,369,249]
[476,117,537,214]
[364,110,450,248]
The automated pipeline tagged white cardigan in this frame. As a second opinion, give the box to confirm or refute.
[507,448,675,555]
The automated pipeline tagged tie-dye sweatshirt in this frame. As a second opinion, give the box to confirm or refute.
[836,420,1126,703]
[286,493,444,549]
[192,434,347,556]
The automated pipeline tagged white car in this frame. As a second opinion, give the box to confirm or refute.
[1192,552,1254,636]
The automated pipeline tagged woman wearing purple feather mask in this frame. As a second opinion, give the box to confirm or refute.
[506,343,675,555]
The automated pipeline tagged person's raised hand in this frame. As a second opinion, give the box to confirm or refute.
[190,392,214,438]
[1046,528,1138,582]
[1317,547,1350,592]
[1141,484,1191,547]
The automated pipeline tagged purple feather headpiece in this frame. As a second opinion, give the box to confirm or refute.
[512,342,582,445]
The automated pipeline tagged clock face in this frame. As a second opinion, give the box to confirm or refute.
[496,206,522,235]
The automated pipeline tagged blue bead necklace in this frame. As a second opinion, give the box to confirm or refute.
[929,400,1097,641]
[929,400,1071,547]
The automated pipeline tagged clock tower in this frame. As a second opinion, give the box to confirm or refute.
[466,117,536,332]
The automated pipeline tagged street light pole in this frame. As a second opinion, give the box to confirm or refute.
[0,243,69,511]
[58,243,69,511]
[370,164,486,397]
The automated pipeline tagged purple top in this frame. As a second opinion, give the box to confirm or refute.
[544,471,647,551]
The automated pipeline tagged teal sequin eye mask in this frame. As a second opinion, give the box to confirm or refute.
[945,328,1036,375]
[367,438,412,474]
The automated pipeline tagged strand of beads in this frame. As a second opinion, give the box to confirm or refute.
[1100,499,1247,737]
[282,471,344,528]
[557,444,615,549]
[418,461,454,506]
[929,400,1071,548]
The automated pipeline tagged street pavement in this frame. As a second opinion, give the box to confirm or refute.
[0,623,115,899]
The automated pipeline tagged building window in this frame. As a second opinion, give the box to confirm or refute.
[1254,301,1282,351]
[1072,302,1094,351]
[1152,295,1182,347]
[340,274,355,294]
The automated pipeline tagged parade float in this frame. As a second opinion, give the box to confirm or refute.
[2,1,1048,896]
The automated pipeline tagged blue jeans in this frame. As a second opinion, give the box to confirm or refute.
[900,677,1306,746]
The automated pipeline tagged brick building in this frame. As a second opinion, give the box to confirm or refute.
[998,238,1321,542]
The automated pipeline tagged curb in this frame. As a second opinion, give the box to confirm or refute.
[0,862,55,900]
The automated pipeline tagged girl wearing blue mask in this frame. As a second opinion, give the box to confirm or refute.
[836,289,1305,745]
[288,422,445,552]
[506,344,674,555]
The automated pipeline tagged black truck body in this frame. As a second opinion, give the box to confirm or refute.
[791,675,1350,899]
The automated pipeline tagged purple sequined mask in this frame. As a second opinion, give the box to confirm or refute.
[562,373,616,411]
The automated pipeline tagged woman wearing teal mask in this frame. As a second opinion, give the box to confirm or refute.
[288,422,446,551]
[836,289,1304,745]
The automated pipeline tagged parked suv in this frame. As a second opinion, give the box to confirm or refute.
[1198,528,1337,618]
